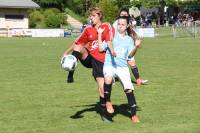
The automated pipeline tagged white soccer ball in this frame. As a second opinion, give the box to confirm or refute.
[61,55,77,71]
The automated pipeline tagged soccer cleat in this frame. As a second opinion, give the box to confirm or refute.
[131,115,140,123]
[98,104,113,123]
[106,102,114,114]
[136,78,148,85]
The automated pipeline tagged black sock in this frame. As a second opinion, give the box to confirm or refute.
[104,83,112,102]
[67,51,80,80]
[71,50,81,60]
[99,96,106,107]
[131,66,140,80]
[125,90,137,116]
[68,70,74,79]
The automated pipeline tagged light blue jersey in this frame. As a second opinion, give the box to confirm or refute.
[103,31,134,67]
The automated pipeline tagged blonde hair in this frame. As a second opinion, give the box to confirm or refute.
[87,7,103,20]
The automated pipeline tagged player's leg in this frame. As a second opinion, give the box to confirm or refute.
[125,89,140,123]
[103,65,114,114]
[92,58,113,122]
[67,45,89,83]
[92,59,106,107]
[96,77,105,107]
[96,77,113,122]
[117,67,140,123]
[128,58,148,85]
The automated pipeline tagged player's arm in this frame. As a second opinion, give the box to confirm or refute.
[104,24,116,57]
[129,38,143,57]
[106,41,116,57]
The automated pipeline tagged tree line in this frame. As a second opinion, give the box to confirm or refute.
[30,0,200,28]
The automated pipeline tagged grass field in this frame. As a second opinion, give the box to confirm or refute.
[0,37,200,133]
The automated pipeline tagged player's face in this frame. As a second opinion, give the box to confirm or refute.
[89,12,101,25]
[120,11,128,17]
[117,18,128,33]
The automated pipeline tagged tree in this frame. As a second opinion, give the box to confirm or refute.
[33,0,67,11]
[114,0,131,8]
[98,0,118,23]
[43,9,65,28]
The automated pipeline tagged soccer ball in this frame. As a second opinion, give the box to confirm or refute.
[61,55,77,71]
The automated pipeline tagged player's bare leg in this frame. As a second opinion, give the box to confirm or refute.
[128,60,148,85]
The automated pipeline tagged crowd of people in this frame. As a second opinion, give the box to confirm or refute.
[132,11,200,28]
[62,7,148,123]
[176,12,194,27]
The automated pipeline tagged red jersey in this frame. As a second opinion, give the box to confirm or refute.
[75,23,114,62]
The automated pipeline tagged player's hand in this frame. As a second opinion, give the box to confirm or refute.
[97,27,105,35]
[62,51,68,58]
[135,38,143,48]
[111,49,116,57]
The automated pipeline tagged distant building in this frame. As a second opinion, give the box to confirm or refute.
[0,0,39,29]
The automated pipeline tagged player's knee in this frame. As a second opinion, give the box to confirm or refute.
[124,89,132,94]
[80,48,88,60]
[128,60,136,66]
[73,44,82,51]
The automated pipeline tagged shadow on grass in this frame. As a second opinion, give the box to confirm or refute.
[70,103,141,120]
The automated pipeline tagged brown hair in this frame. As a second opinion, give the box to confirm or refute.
[87,7,103,20]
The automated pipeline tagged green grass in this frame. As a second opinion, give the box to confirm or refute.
[155,26,174,37]
[0,37,200,133]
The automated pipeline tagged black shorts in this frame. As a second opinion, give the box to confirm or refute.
[80,54,104,78]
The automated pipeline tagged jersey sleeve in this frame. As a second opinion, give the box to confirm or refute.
[75,28,89,46]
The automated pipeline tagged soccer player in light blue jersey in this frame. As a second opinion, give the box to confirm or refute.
[113,7,148,85]
[98,16,140,123]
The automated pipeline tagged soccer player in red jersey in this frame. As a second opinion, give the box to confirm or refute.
[63,7,115,121]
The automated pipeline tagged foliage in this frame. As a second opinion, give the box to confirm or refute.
[65,0,87,16]
[29,8,65,28]
[33,0,67,11]
[28,10,44,28]
[131,0,160,8]
[98,0,118,23]
[114,0,131,8]
[44,9,65,28]
[130,0,142,8]
[30,0,200,28]
[165,0,179,7]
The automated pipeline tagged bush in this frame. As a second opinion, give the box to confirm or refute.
[45,14,61,28]
[29,8,65,28]
[98,0,118,23]
[29,10,44,28]
[44,9,65,28]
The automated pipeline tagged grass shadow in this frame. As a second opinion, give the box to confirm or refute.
[70,103,141,120]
